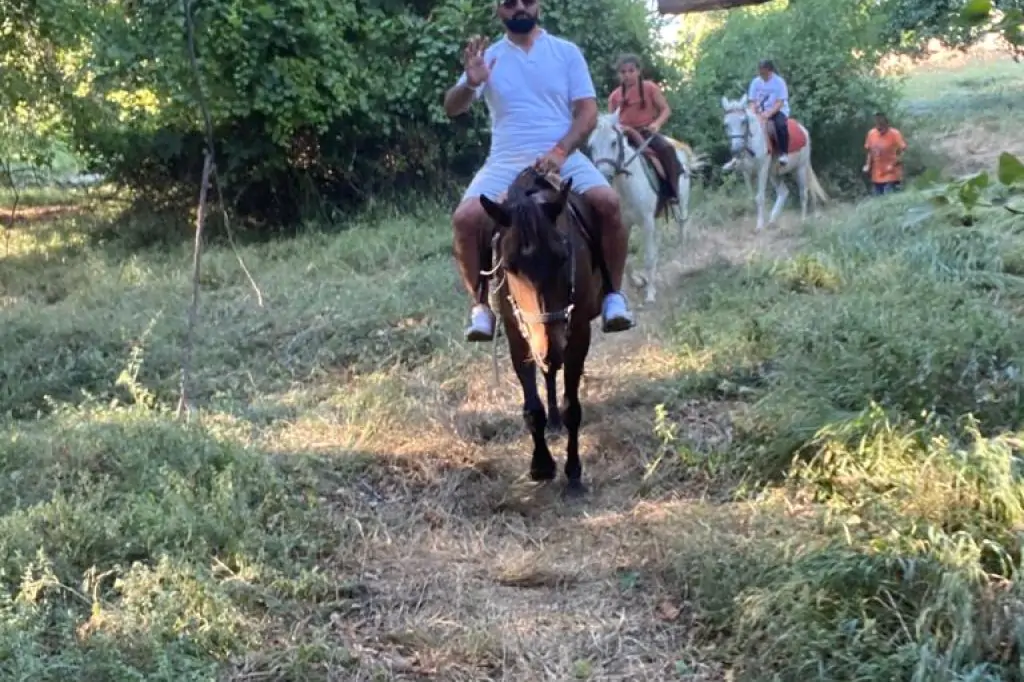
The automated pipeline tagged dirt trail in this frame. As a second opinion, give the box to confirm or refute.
[337,219,804,681]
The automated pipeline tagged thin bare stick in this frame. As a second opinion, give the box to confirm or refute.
[182,0,264,306]
[211,165,264,306]
[1,157,19,257]
[177,150,213,419]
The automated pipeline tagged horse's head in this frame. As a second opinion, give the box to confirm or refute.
[479,174,576,372]
[721,94,752,156]
[588,110,626,180]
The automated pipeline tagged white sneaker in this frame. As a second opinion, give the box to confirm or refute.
[464,304,495,342]
[601,292,635,333]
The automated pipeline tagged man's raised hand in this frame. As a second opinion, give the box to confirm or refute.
[463,35,495,87]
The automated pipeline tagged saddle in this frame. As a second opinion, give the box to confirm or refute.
[619,126,685,217]
[762,117,808,157]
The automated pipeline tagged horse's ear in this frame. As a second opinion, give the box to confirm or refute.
[720,96,730,110]
[542,178,573,223]
[739,94,748,108]
[610,108,620,124]
[559,177,574,203]
[479,195,509,226]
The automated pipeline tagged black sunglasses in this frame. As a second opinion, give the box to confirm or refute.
[500,0,537,8]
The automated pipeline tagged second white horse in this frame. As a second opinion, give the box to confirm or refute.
[720,94,828,231]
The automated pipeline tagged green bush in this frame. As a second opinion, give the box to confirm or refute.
[668,0,901,190]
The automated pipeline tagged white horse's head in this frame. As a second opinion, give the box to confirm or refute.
[721,94,751,156]
[588,109,623,180]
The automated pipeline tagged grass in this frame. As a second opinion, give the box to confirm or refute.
[1,54,1024,680]
[900,53,1024,176]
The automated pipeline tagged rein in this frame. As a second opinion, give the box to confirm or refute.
[486,225,577,332]
[592,125,656,177]
[479,174,579,371]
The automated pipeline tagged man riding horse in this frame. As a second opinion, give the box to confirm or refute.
[606,54,684,208]
[442,0,635,342]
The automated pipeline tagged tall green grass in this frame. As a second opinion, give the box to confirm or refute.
[659,191,1024,679]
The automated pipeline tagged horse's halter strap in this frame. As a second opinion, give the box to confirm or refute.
[725,107,755,158]
[489,225,577,334]
[593,126,635,177]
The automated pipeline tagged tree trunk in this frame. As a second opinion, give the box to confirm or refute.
[657,0,773,13]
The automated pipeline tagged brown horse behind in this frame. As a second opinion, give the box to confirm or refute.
[478,167,607,495]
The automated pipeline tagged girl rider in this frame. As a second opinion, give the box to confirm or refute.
[606,54,682,204]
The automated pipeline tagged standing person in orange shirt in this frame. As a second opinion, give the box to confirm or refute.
[606,54,683,205]
[863,112,908,195]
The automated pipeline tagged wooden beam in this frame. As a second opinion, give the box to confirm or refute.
[657,0,773,14]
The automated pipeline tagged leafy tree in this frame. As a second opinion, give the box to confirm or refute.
[881,0,1024,57]
[66,0,665,227]
[0,0,82,171]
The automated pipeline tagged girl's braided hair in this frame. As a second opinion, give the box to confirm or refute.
[615,53,645,106]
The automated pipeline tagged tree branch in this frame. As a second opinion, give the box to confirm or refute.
[177,0,266,418]
[182,0,264,308]
[177,150,212,419]
[0,157,18,257]
[657,0,772,13]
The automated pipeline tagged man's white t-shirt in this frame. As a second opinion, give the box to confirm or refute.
[456,30,596,166]
[747,73,790,116]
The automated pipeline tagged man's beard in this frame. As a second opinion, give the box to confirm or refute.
[503,12,537,34]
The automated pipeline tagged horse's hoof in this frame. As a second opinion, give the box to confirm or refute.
[530,462,557,482]
[564,479,587,498]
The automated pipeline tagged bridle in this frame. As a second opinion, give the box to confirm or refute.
[592,124,653,178]
[727,95,771,159]
[489,227,576,330]
[725,106,755,159]
[480,178,578,369]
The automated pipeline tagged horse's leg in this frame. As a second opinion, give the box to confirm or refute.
[544,369,562,433]
[563,323,591,496]
[797,160,809,223]
[625,214,647,292]
[508,323,556,481]
[767,171,789,228]
[642,210,658,303]
[755,163,769,232]
[675,170,691,242]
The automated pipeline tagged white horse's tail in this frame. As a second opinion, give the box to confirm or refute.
[687,151,709,177]
[677,146,708,178]
[806,163,829,203]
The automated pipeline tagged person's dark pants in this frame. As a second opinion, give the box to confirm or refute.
[769,111,789,157]
[873,181,901,195]
[638,128,682,201]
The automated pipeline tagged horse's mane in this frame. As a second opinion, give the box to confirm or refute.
[500,180,568,265]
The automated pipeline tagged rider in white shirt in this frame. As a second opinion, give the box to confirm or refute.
[747,59,791,166]
[442,0,635,342]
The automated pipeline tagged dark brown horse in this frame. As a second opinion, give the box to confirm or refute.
[478,167,609,496]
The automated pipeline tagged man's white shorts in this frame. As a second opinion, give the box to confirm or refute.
[459,151,609,203]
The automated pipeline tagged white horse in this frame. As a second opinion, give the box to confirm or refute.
[720,94,828,231]
[588,110,706,303]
